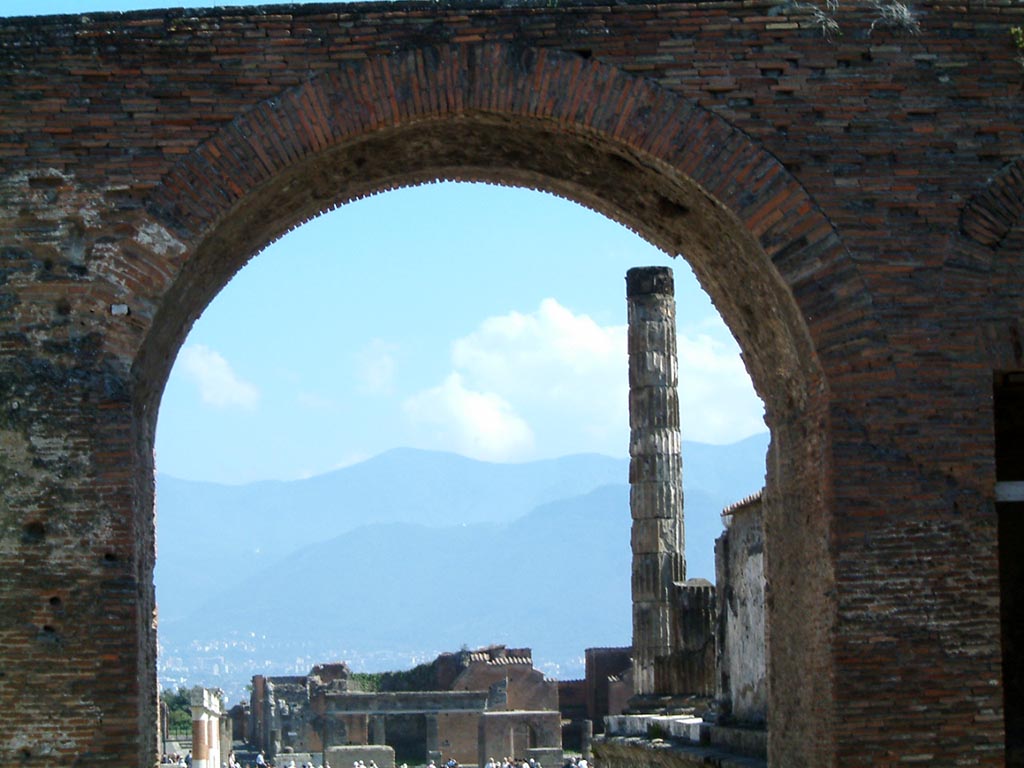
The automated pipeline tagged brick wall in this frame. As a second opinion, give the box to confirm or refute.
[0,1,1021,766]
[438,712,480,765]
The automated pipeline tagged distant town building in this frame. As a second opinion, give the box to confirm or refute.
[557,647,632,754]
[250,647,562,767]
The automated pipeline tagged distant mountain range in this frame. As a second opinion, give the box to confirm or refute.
[155,435,767,702]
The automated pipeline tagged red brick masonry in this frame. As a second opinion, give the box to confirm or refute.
[0,1,1021,765]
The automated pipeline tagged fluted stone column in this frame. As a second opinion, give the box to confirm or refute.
[626,266,685,697]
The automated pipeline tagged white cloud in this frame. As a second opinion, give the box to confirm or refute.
[402,373,534,462]
[177,344,260,409]
[444,298,628,456]
[355,338,398,395]
[452,298,624,401]
[404,299,764,459]
[677,334,766,443]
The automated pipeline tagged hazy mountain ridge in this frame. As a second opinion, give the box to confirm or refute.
[163,485,633,658]
[156,448,633,620]
[156,435,768,699]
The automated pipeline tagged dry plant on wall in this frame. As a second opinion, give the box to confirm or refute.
[811,0,843,40]
[868,0,922,35]
[784,0,922,40]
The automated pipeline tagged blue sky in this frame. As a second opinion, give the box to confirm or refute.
[14,1,767,484]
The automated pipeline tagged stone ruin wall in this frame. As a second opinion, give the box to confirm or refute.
[246,653,562,766]
[715,494,768,727]
[453,664,557,714]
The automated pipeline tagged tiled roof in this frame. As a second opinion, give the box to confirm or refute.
[722,488,764,516]
[487,656,531,666]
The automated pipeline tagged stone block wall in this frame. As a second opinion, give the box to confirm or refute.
[477,712,562,767]
[653,581,716,699]
[715,495,767,727]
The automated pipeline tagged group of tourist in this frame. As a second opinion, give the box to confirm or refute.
[250,752,331,768]
[477,754,591,768]
[159,753,592,768]
[482,755,548,768]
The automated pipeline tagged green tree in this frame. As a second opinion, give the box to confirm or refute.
[162,687,192,734]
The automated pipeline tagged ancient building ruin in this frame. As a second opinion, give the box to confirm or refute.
[189,687,229,768]
[715,493,767,728]
[557,647,633,753]
[593,489,770,764]
[1,2,1022,765]
[251,648,561,767]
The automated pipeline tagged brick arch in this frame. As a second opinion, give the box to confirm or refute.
[957,157,1024,368]
[961,156,1024,251]
[141,42,871,416]
[132,42,881,767]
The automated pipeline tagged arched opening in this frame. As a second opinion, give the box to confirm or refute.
[152,179,768,762]
[131,45,843,766]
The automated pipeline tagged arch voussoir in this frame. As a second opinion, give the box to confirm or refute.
[961,156,1024,251]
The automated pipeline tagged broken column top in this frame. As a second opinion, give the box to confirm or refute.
[626,266,674,298]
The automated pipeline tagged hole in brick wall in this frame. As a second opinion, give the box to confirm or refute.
[49,596,62,608]
[21,521,46,544]
[103,552,118,563]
